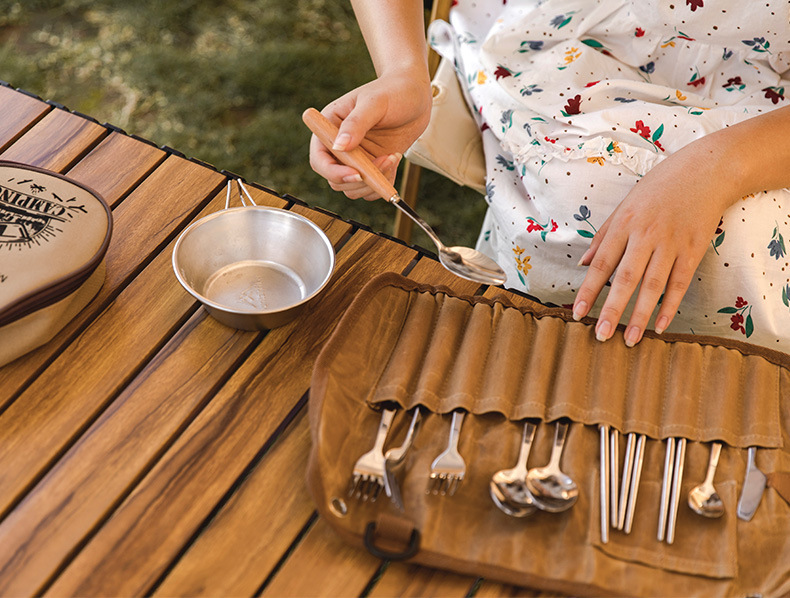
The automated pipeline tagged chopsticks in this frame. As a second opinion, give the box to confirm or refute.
[600,428,647,543]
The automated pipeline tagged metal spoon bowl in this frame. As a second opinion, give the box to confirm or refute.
[688,442,724,518]
[489,480,536,518]
[526,420,578,513]
[302,108,506,286]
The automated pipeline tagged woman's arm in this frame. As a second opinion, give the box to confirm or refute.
[573,105,790,346]
[308,0,433,200]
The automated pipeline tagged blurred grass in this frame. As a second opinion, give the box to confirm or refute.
[0,0,486,250]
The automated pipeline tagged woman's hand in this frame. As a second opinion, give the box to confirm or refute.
[571,135,740,346]
[308,70,432,201]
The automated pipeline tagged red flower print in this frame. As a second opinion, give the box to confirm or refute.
[763,87,786,104]
[544,136,557,143]
[687,76,706,87]
[527,220,544,233]
[563,94,582,115]
[686,0,703,11]
[494,66,513,80]
[630,120,651,139]
[718,297,753,337]
[715,218,724,235]
[724,76,743,88]
[635,27,645,37]
[481,122,490,132]
[654,139,664,151]
[585,80,600,87]
[550,220,558,232]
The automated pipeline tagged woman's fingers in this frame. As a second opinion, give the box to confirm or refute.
[588,242,653,343]
[621,250,676,346]
[572,222,626,322]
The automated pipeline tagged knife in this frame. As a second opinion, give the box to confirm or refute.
[737,446,767,521]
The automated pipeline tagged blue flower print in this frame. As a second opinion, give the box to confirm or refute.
[742,37,772,54]
[520,84,543,96]
[550,12,577,29]
[496,155,515,171]
[639,61,655,75]
[768,224,786,259]
[518,40,544,53]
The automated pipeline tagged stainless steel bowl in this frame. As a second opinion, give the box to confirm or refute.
[172,206,335,330]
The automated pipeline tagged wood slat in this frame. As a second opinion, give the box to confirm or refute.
[0,108,107,172]
[406,254,484,295]
[65,132,165,208]
[150,253,484,597]
[0,86,50,151]
[0,162,227,510]
[0,190,300,596]
[152,412,317,597]
[45,230,417,597]
[0,153,222,407]
[368,564,477,598]
[473,580,554,597]
[260,517,382,598]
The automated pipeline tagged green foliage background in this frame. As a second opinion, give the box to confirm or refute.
[0,0,486,249]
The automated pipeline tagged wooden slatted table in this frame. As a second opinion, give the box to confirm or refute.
[0,82,550,597]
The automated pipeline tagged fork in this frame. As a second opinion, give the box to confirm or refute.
[427,410,467,496]
[348,408,396,501]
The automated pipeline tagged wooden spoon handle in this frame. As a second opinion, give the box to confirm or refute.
[302,107,398,201]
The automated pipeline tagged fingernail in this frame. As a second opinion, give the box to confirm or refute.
[655,316,669,334]
[342,174,362,183]
[625,326,641,347]
[576,257,587,267]
[333,133,351,151]
[572,301,587,321]
[596,319,612,342]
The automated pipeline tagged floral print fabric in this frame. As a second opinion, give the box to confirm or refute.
[431,0,790,351]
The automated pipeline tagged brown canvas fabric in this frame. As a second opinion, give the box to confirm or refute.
[308,273,790,597]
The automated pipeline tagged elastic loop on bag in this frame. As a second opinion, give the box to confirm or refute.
[363,521,420,561]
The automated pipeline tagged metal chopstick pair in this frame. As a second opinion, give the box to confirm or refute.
[658,437,687,544]
[600,427,646,543]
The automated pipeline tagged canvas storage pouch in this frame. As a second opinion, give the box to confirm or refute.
[0,161,112,366]
[307,272,790,597]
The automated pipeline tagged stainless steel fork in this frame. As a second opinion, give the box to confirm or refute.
[427,410,467,496]
[348,408,396,501]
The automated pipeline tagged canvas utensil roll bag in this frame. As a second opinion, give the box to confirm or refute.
[307,272,790,597]
[0,161,112,366]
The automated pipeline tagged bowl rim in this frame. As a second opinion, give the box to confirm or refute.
[171,205,335,316]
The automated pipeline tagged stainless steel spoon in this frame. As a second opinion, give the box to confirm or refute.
[526,420,578,512]
[688,442,724,518]
[489,421,538,517]
[489,480,535,518]
[302,108,506,285]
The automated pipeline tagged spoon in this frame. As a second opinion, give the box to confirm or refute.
[526,420,578,512]
[302,108,507,285]
[489,480,535,518]
[688,441,724,518]
[489,421,538,517]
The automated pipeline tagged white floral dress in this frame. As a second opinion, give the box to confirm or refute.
[430,0,790,351]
